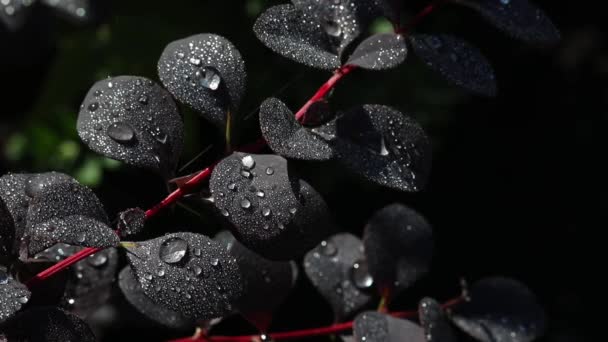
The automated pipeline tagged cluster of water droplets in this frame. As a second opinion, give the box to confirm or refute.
[0,268,30,321]
[174,48,222,91]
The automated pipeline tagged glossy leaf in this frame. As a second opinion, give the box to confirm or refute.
[77,76,184,178]
[125,232,242,320]
[303,233,373,321]
[119,266,193,329]
[347,33,407,70]
[210,153,334,260]
[454,0,560,44]
[353,311,426,342]
[0,268,31,322]
[451,277,546,342]
[254,4,341,70]
[0,307,95,341]
[260,97,336,161]
[363,203,433,295]
[215,230,296,330]
[419,297,457,342]
[409,34,497,96]
[23,182,118,256]
[334,105,432,192]
[158,33,246,127]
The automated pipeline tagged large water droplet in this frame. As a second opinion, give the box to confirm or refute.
[211,258,220,267]
[351,259,374,289]
[241,198,252,209]
[262,207,271,217]
[107,122,136,144]
[265,167,274,175]
[256,190,265,198]
[221,209,230,217]
[16,295,29,304]
[159,237,189,264]
[196,67,221,90]
[241,155,256,170]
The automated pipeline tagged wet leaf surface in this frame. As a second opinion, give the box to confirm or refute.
[347,33,407,70]
[354,311,425,342]
[0,268,31,322]
[0,306,95,341]
[419,297,457,342]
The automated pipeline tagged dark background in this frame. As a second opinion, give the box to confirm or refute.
[0,0,597,341]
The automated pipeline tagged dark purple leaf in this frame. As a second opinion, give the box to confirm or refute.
[0,267,30,322]
[303,233,373,321]
[0,307,95,341]
[77,76,184,178]
[260,98,336,161]
[419,297,457,342]
[409,34,497,96]
[158,33,246,127]
[335,105,432,192]
[363,204,433,295]
[454,0,560,44]
[124,232,242,320]
[347,33,407,70]
[254,4,341,70]
[23,182,118,256]
[119,265,194,329]
[451,277,546,342]
[210,153,334,260]
[354,311,426,342]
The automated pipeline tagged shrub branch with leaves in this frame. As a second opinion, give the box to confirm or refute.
[0,0,558,341]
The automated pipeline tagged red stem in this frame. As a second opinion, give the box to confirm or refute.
[168,296,464,342]
[397,0,448,35]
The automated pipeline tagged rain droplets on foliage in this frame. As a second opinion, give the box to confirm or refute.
[124,232,242,320]
[419,297,457,342]
[409,34,497,96]
[0,268,31,322]
[363,204,433,295]
[0,173,33,247]
[454,0,560,44]
[23,182,118,256]
[451,277,546,342]
[210,152,333,260]
[77,76,184,178]
[303,233,373,321]
[346,33,407,70]
[0,307,95,341]
[158,33,246,128]
[353,311,426,342]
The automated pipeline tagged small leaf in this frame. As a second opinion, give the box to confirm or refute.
[117,207,146,238]
[158,34,246,127]
[353,311,426,342]
[210,153,334,260]
[454,0,560,44]
[254,4,341,70]
[303,233,373,321]
[119,266,194,329]
[23,182,118,256]
[347,33,407,70]
[451,277,546,342]
[334,105,432,192]
[419,297,457,342]
[409,34,497,96]
[0,0,32,31]
[0,307,95,341]
[77,76,184,178]
[363,204,433,295]
[260,98,336,161]
[215,230,296,331]
[41,0,92,23]
[291,0,384,54]
[0,268,31,322]
[125,232,243,320]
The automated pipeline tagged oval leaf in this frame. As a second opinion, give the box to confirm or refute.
[347,33,407,70]
[335,105,432,192]
[158,33,246,127]
[454,0,560,44]
[119,265,194,329]
[0,268,31,322]
[125,232,243,320]
[354,311,426,342]
[363,203,433,295]
[77,75,184,177]
[260,97,336,161]
[254,4,341,71]
[23,182,118,256]
[409,34,497,96]
[451,277,546,342]
[215,230,296,331]
[303,233,373,321]
[419,297,457,342]
[0,307,95,341]
[210,153,333,260]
